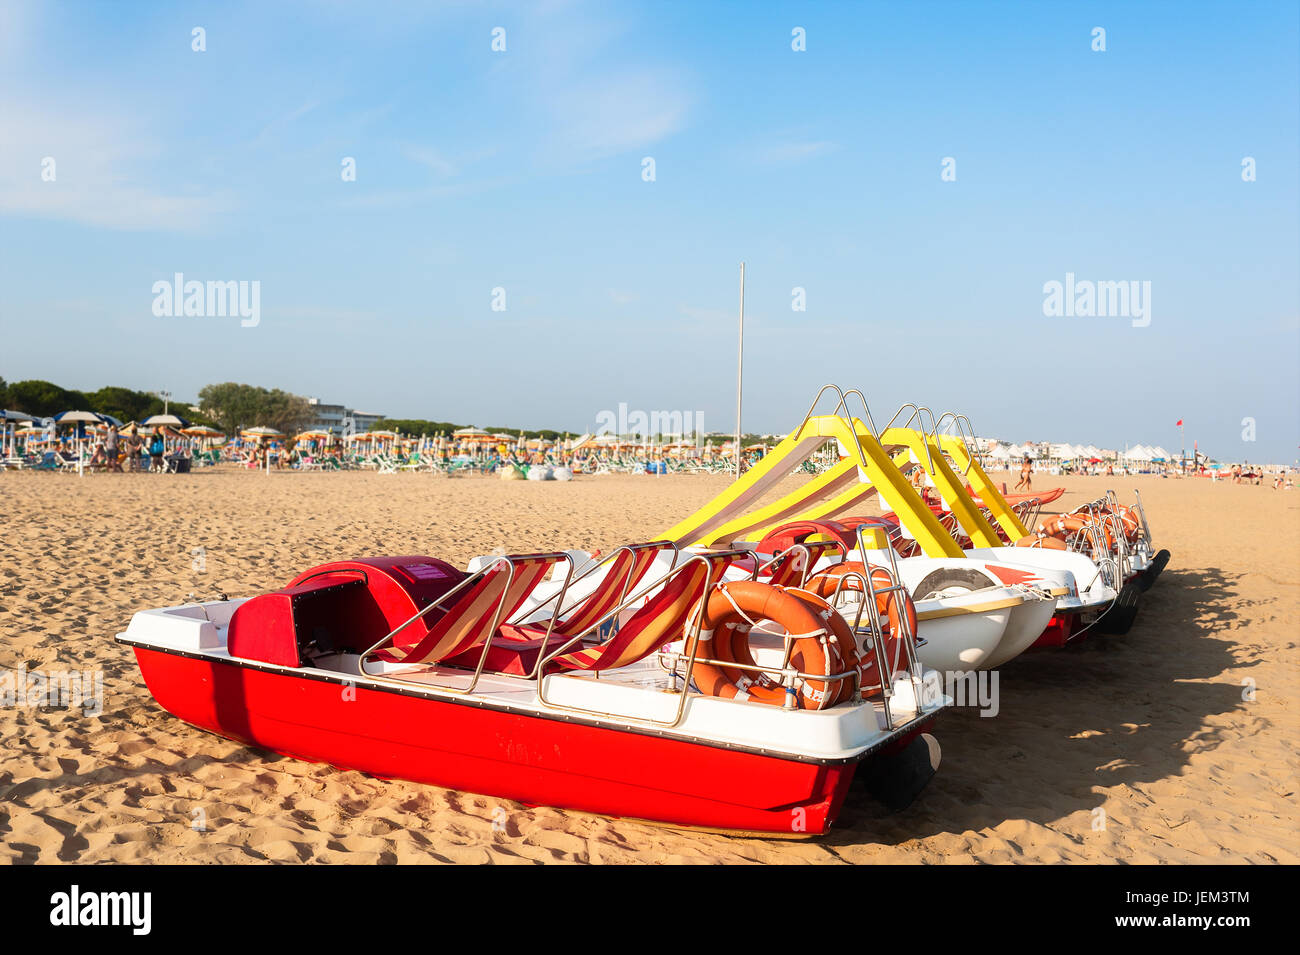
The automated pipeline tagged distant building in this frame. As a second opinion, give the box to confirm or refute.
[307,397,385,436]
[351,411,384,433]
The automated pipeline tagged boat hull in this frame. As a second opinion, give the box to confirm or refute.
[132,646,891,836]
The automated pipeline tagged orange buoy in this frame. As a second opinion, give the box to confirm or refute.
[803,562,915,697]
[686,581,851,710]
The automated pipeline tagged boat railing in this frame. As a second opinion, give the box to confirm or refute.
[534,550,746,728]
[359,551,579,696]
[793,521,925,731]
[792,384,877,476]
[749,540,847,589]
[519,541,680,653]
[1131,488,1154,549]
[933,412,983,474]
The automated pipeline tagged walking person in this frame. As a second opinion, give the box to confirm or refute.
[1014,455,1033,491]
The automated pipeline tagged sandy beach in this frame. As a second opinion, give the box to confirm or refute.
[1,469,1296,864]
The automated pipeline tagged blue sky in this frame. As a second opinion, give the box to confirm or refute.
[1,0,1297,462]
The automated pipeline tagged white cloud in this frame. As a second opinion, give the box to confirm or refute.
[0,96,228,232]
[757,140,837,164]
[541,68,691,163]
[401,145,459,177]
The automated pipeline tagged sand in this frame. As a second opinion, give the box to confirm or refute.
[1,467,1296,864]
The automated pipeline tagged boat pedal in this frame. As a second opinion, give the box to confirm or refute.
[1094,578,1143,635]
[1138,549,1170,592]
[860,733,941,813]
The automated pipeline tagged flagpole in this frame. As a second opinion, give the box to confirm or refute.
[735,261,745,480]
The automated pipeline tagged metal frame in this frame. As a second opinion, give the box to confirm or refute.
[750,539,847,589]
[358,551,577,695]
[801,521,924,731]
[534,551,747,727]
[515,541,681,676]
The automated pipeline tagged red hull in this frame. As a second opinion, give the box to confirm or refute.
[132,648,870,836]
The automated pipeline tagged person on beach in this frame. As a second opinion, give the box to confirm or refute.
[1014,455,1032,491]
[124,432,142,471]
[88,434,108,470]
[148,430,166,471]
[105,425,122,472]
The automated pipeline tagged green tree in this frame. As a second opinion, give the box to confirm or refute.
[88,386,166,424]
[198,382,312,434]
[5,380,90,418]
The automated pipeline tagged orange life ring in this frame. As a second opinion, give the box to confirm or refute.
[1112,505,1142,538]
[1039,513,1115,547]
[803,562,915,696]
[711,589,859,707]
[686,581,850,710]
[1014,533,1069,550]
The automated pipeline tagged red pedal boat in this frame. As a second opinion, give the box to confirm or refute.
[117,548,947,837]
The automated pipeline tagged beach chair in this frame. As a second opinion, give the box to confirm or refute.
[538,550,740,676]
[490,541,679,676]
[358,551,576,692]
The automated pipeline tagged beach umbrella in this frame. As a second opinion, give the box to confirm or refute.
[54,410,105,426]
[54,411,108,475]
[143,413,188,429]
[182,425,223,437]
[1,411,35,459]
[241,426,285,438]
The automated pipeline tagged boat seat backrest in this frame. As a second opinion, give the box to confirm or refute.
[547,552,735,673]
[761,540,844,588]
[550,542,675,637]
[377,554,567,666]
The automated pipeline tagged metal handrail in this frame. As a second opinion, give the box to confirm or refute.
[657,649,861,711]
[358,551,577,696]
[801,521,925,730]
[933,412,983,473]
[534,550,747,728]
[881,402,924,434]
[838,388,881,442]
[793,383,874,476]
[519,541,680,641]
[749,540,847,589]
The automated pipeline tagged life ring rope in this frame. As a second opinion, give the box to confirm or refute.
[714,583,830,643]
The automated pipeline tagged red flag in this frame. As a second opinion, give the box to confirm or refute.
[1176,419,1183,426]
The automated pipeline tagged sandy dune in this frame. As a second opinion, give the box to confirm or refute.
[1,468,1296,864]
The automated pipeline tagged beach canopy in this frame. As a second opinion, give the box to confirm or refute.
[54,410,106,425]
[143,413,188,428]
